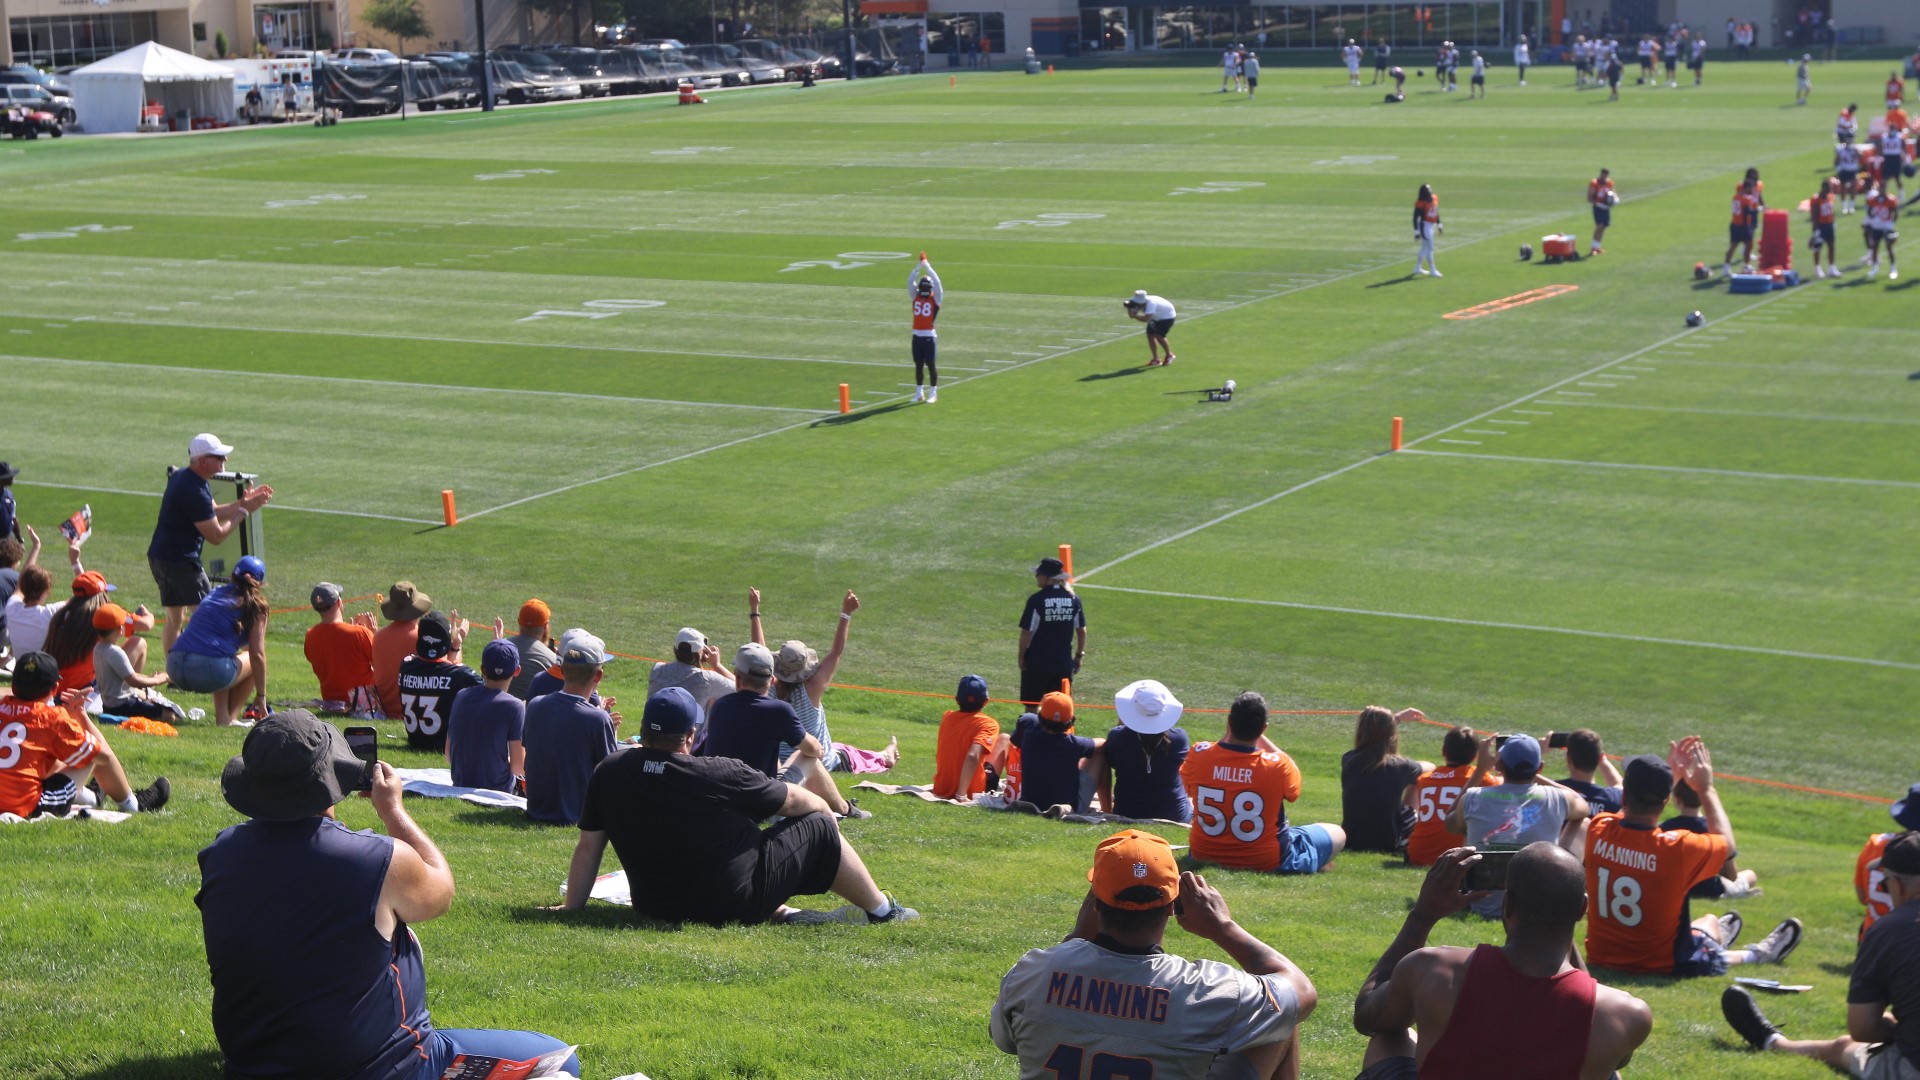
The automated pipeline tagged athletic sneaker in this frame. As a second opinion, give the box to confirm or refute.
[1416,267,1431,276]
[1890,267,1900,281]
[1869,262,1879,280]
[926,387,938,403]
[1718,910,1744,946]
[1723,262,1734,276]
[1430,270,1442,277]
[1721,985,1782,1051]
[912,386,925,402]
[1162,354,1175,365]
[133,776,171,814]
[1744,918,1804,965]
[779,904,867,925]
[867,893,920,923]
[839,800,873,820]
[1590,247,1603,255]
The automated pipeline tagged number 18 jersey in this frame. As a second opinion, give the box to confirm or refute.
[1180,741,1301,871]
[1583,812,1728,973]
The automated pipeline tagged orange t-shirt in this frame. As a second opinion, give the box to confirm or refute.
[306,620,377,703]
[1405,763,1479,866]
[1180,740,1302,871]
[1857,832,1896,937]
[0,696,99,818]
[930,709,1000,800]
[372,620,419,721]
[1583,813,1729,973]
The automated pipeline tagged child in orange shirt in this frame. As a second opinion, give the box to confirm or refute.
[930,674,1008,800]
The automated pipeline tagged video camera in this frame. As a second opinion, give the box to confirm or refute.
[1167,379,1235,403]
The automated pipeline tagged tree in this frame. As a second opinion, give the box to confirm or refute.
[214,29,230,57]
[362,0,431,55]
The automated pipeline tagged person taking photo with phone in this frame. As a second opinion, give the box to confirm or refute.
[1445,734,1589,919]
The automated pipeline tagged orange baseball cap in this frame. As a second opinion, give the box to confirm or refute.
[519,599,552,627]
[1038,690,1076,725]
[92,602,131,632]
[1088,830,1179,910]
[72,571,116,597]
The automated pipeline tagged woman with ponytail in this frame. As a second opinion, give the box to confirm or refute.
[167,555,271,725]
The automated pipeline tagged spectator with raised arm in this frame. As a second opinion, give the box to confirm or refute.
[1341,706,1432,854]
[504,599,559,701]
[304,582,376,713]
[701,639,861,817]
[5,523,88,659]
[147,433,273,652]
[647,625,734,721]
[47,570,153,696]
[755,587,898,785]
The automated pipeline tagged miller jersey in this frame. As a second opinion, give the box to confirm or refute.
[1180,742,1301,871]
[396,656,483,752]
[1583,812,1729,973]
[992,937,1301,1080]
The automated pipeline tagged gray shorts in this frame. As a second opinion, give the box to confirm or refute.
[1846,1044,1920,1080]
[149,556,210,609]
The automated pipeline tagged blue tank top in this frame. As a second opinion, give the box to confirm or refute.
[172,583,248,658]
[1104,726,1192,822]
[196,817,433,1080]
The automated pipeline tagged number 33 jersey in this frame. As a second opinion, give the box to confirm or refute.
[396,656,483,752]
[991,937,1301,1080]
[1179,742,1302,871]
[1583,811,1729,973]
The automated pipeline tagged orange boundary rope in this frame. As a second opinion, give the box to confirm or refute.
[1443,284,1579,321]
[269,592,381,616]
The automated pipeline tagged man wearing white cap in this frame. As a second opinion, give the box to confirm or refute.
[1122,290,1177,367]
[147,433,274,652]
[647,626,736,722]
[1096,678,1193,823]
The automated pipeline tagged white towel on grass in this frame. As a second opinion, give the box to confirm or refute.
[392,767,526,810]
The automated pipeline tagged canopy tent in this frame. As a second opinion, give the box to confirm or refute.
[70,42,236,134]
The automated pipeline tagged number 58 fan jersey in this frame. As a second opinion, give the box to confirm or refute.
[1179,741,1302,871]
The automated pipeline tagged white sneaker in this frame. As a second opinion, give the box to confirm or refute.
[911,386,924,402]
[1814,266,1825,278]
[1723,263,1733,276]
[1416,267,1431,276]
[1430,269,1442,277]
[1869,262,1879,279]
[926,387,938,402]
[1891,266,1900,281]
[1744,918,1804,965]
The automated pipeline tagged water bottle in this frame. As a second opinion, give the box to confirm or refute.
[188,707,206,722]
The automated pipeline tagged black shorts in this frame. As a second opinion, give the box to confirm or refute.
[1838,168,1859,186]
[1375,58,1388,70]
[1020,668,1073,710]
[1690,59,1703,71]
[1576,60,1590,73]
[1665,58,1677,71]
[1607,69,1622,87]
[1884,155,1905,178]
[743,812,844,923]
[149,556,210,609]
[1247,76,1258,88]
[1729,223,1753,244]
[1592,205,1612,226]
[1146,317,1174,337]
[1814,223,1836,249]
[106,696,177,720]
[1471,74,1484,85]
[911,335,936,363]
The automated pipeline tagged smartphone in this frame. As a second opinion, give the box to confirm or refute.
[1493,734,1511,751]
[1462,850,1518,893]
[1547,731,1571,750]
[343,726,379,791]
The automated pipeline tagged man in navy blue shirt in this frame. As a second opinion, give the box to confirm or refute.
[446,639,526,792]
[0,460,20,545]
[523,633,620,825]
[147,433,273,651]
[1017,556,1087,712]
[1556,729,1624,815]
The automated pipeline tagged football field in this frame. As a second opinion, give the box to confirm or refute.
[3,56,1918,1079]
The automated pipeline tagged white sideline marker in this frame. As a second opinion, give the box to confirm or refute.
[1402,449,1920,491]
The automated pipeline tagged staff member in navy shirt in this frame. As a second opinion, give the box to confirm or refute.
[148,433,273,652]
[1017,556,1087,711]
[197,709,577,1079]
[0,459,21,544]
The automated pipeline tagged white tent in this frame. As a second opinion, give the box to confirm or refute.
[70,41,236,134]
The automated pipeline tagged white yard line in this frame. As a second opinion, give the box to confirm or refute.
[1544,400,1920,427]
[15,480,443,525]
[1400,449,1920,490]
[1075,584,1920,672]
[1076,286,1806,582]
[0,354,835,415]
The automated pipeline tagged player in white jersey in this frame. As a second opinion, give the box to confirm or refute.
[1835,140,1862,213]
[991,830,1315,1080]
[1344,40,1363,85]
[1864,186,1899,280]
[1690,37,1707,85]
[1836,102,1858,143]
[1513,35,1530,85]
[1879,126,1908,200]
[1221,48,1238,92]
[1468,51,1487,98]
[1572,38,1591,86]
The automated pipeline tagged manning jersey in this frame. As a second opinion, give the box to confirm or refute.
[396,656,483,752]
[991,936,1301,1080]
[1583,813,1729,973]
[0,696,99,818]
[1180,741,1301,871]
[1858,832,1896,937]
[1405,763,1480,866]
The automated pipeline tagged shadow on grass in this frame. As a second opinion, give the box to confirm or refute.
[1819,960,1857,978]
[1367,274,1420,288]
[1377,858,1426,871]
[810,401,916,427]
[413,523,451,536]
[1079,366,1151,382]
[64,1050,224,1078]
[509,903,686,931]
[452,805,549,829]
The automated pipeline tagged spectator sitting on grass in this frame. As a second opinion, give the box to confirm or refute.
[395,610,480,754]
[0,535,21,660]
[166,557,270,726]
[3,523,88,661]
[757,588,899,780]
[1011,692,1101,814]
[0,651,169,817]
[1721,829,1920,1078]
[1661,776,1762,900]
[1351,844,1654,1080]
[555,687,919,926]
[372,580,430,721]
[505,599,558,701]
[48,570,149,696]
[992,830,1314,1075]
[304,582,376,712]
[523,632,620,826]
[1182,691,1347,874]
[1404,726,1485,867]
[1557,728,1625,814]
[527,628,613,705]
[92,602,182,720]
[1094,678,1192,822]
[1445,734,1588,919]
[701,641,864,817]
[931,674,1007,800]
[445,639,525,793]
[1341,706,1432,854]
[197,709,578,1077]
[647,625,734,721]
[1856,784,1920,938]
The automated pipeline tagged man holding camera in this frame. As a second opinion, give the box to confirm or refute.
[1445,734,1589,919]
[147,433,274,652]
[1123,289,1176,367]
[1351,844,1654,1080]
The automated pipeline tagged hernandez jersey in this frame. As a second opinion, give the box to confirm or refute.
[1180,741,1301,871]
[1857,833,1895,935]
[396,656,483,752]
[992,937,1301,1080]
[1405,763,1479,866]
[0,697,99,818]
[1583,813,1729,973]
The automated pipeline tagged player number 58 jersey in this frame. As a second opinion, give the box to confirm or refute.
[1179,742,1300,870]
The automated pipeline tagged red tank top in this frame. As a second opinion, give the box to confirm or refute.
[1419,945,1598,1079]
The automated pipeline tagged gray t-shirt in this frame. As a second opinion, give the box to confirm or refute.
[648,661,734,716]
[93,641,139,708]
[1459,781,1572,917]
[504,633,559,701]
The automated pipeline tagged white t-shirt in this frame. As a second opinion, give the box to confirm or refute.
[4,596,62,655]
[1514,43,1530,65]
[1222,50,1237,71]
[1344,45,1361,68]
[1472,55,1486,76]
[1141,295,1176,321]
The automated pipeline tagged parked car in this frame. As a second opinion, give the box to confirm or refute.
[407,53,480,107]
[735,39,818,80]
[497,50,584,98]
[331,47,400,64]
[1,83,73,124]
[0,63,71,96]
[687,42,783,83]
[638,38,688,49]
[620,46,720,90]
[774,40,843,79]
[530,46,619,96]
[669,45,749,86]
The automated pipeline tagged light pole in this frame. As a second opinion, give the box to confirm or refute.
[474,0,493,110]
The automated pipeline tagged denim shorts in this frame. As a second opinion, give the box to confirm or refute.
[1277,824,1336,874]
[167,649,239,693]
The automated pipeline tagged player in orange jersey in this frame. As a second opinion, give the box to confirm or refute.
[1858,783,1920,938]
[1584,738,1802,977]
[1404,725,1482,866]
[1587,168,1616,255]
[0,651,167,818]
[1180,692,1345,874]
[908,254,943,403]
[1887,70,1906,111]
[1809,177,1841,277]
[1723,168,1764,275]
[1413,183,1442,276]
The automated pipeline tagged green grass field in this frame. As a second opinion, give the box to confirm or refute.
[2,56,1917,1079]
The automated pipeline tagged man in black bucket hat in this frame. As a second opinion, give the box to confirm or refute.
[196,709,579,1079]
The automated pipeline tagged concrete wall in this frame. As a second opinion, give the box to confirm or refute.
[1832,0,1920,46]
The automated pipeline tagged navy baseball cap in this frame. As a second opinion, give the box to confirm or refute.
[480,639,520,681]
[1892,782,1920,831]
[956,674,988,710]
[643,687,700,736]
[1623,755,1675,805]
[416,611,453,660]
[1498,734,1542,777]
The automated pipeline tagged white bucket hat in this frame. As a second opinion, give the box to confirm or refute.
[1114,679,1183,735]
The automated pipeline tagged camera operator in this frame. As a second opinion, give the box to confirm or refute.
[147,433,273,653]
